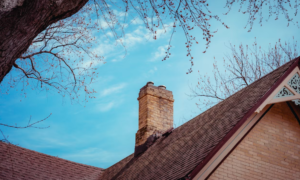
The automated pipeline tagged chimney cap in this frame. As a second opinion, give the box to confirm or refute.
[147,81,154,86]
[158,85,166,89]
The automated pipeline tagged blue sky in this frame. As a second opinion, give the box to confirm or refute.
[0,2,300,168]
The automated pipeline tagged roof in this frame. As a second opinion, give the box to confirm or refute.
[0,141,104,180]
[100,57,300,180]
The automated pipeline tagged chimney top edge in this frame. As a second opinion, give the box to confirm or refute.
[147,81,154,86]
[158,85,166,89]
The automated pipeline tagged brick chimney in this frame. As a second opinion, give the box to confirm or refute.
[135,82,174,147]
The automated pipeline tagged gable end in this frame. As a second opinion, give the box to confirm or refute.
[189,58,300,180]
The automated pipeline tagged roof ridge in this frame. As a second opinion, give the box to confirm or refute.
[175,57,299,130]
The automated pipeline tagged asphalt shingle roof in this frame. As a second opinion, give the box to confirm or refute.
[1,58,299,180]
[100,57,300,180]
[0,141,103,180]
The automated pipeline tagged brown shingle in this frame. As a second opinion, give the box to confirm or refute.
[100,57,299,180]
[0,142,103,180]
[100,154,134,180]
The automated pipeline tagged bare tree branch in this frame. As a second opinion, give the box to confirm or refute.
[190,38,299,110]
[0,114,51,129]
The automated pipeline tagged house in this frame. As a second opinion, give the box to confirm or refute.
[1,57,300,180]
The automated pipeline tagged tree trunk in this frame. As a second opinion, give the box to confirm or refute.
[0,0,88,83]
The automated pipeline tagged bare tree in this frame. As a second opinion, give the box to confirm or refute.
[1,0,299,89]
[1,5,103,101]
[0,0,90,83]
[190,38,299,109]
[0,0,298,135]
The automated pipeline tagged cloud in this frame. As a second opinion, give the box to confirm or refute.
[12,126,74,150]
[62,148,115,162]
[130,18,144,25]
[120,22,173,48]
[144,22,173,40]
[90,21,173,63]
[100,83,127,97]
[98,19,112,30]
[80,59,105,68]
[61,147,128,167]
[121,26,145,47]
[141,66,158,78]
[98,101,115,112]
[111,54,126,62]
[150,45,169,62]
[106,32,114,38]
[96,83,127,112]
[93,43,116,56]
[149,66,158,74]
[96,98,125,112]
[24,137,70,149]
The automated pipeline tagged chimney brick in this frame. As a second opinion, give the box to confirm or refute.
[135,82,174,146]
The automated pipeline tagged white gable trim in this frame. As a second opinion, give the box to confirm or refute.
[192,105,272,180]
[255,66,300,113]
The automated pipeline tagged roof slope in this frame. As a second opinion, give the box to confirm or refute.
[100,58,299,180]
[101,154,134,180]
[0,141,104,180]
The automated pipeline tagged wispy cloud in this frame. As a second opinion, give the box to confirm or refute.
[94,83,127,112]
[80,59,105,68]
[100,83,127,97]
[120,22,173,48]
[93,42,116,56]
[121,26,145,47]
[111,54,126,62]
[150,45,169,62]
[98,101,115,112]
[62,148,114,162]
[142,66,158,78]
[149,66,158,74]
[61,147,128,167]
[90,21,173,64]
[130,18,144,25]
